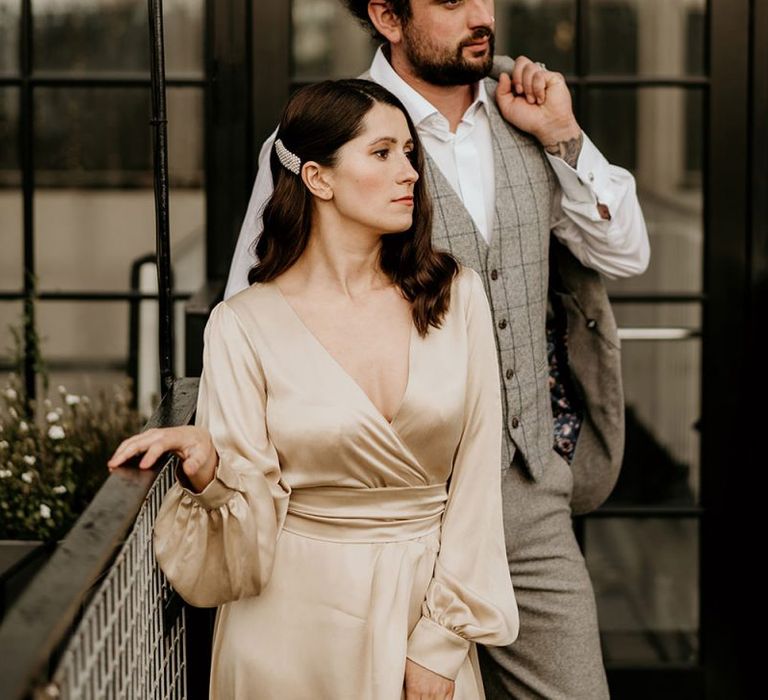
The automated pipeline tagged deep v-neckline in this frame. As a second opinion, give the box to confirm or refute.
[270,282,414,427]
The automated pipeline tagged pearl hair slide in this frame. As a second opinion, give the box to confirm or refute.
[274,138,301,175]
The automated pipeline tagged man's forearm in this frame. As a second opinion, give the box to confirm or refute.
[544,131,583,169]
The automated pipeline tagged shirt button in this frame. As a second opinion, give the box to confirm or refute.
[490,269,498,280]
[511,416,520,429]
[588,171,595,182]
[505,368,514,379]
[498,318,507,330]
[586,318,598,330]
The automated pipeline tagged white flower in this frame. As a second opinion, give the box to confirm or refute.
[57,385,67,395]
[46,411,59,423]
[21,471,33,483]
[43,399,52,409]
[8,407,17,419]
[0,440,8,450]
[39,503,51,519]
[52,485,67,495]
[3,388,17,400]
[23,455,36,466]
[19,421,28,433]
[48,425,66,440]
[0,469,11,479]
[65,394,80,406]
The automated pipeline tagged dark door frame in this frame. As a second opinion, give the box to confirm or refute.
[701,0,764,697]
[197,0,763,696]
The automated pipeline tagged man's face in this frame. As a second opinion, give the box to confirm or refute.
[399,0,495,86]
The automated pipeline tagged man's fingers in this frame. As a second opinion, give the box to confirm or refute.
[511,55,532,94]
[521,63,535,103]
[532,70,547,104]
[497,71,513,97]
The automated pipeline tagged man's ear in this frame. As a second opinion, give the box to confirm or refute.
[368,2,404,44]
[301,162,333,201]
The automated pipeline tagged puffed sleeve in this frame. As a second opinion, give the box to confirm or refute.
[153,301,291,607]
[406,269,519,680]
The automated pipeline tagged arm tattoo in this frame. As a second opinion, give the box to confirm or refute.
[544,131,583,169]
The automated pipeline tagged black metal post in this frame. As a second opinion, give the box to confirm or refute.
[148,0,175,396]
[19,0,35,406]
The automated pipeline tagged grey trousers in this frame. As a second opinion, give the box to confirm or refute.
[477,448,610,699]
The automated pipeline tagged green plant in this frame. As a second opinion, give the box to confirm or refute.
[1,312,143,541]
[0,375,143,541]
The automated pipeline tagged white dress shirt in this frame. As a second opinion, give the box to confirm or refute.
[224,48,649,300]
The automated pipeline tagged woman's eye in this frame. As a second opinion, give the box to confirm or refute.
[374,149,389,160]
[405,150,416,162]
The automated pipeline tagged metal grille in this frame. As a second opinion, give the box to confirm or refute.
[49,460,187,700]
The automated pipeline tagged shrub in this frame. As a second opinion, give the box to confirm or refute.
[0,375,143,541]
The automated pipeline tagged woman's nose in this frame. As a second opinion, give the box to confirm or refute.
[398,155,419,184]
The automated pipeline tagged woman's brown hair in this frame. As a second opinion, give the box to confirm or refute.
[249,79,458,336]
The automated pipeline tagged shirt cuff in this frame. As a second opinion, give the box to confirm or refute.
[545,132,616,211]
[406,616,471,681]
[175,460,240,510]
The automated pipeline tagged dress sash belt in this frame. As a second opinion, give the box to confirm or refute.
[283,483,448,543]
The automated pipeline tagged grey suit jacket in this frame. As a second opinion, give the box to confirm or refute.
[549,238,624,514]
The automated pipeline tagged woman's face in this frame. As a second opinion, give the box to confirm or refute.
[324,102,419,235]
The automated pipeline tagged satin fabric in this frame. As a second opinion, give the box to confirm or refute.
[153,266,518,699]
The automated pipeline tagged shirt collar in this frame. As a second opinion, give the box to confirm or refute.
[368,46,491,129]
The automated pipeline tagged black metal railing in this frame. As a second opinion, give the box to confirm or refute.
[0,378,198,699]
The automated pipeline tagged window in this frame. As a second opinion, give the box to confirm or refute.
[1,0,207,416]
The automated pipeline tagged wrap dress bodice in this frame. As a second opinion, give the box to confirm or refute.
[153,266,519,699]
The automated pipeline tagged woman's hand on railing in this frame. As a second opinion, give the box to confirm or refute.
[108,426,219,493]
[404,658,455,700]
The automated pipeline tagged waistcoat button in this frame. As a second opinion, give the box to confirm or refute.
[511,416,520,429]
[586,318,597,329]
[498,318,507,329]
[490,269,498,280]
[505,368,514,379]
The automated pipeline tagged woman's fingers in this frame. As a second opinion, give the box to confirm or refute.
[108,431,151,468]
[137,439,171,470]
[108,426,215,478]
[107,427,176,469]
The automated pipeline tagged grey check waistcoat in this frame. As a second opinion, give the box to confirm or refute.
[427,79,557,480]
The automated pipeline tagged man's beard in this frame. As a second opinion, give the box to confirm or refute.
[401,25,495,86]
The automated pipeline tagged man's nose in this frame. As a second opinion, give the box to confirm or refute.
[467,0,494,29]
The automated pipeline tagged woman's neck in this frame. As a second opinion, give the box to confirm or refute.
[279,220,390,301]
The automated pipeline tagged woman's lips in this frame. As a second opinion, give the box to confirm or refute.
[393,196,414,206]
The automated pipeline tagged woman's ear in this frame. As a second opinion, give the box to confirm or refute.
[368,2,404,44]
[301,162,333,201]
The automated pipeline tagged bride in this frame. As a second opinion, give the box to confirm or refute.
[109,78,518,700]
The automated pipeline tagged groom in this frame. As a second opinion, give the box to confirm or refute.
[225,1,649,697]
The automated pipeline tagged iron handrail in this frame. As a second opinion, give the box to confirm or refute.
[0,378,199,700]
